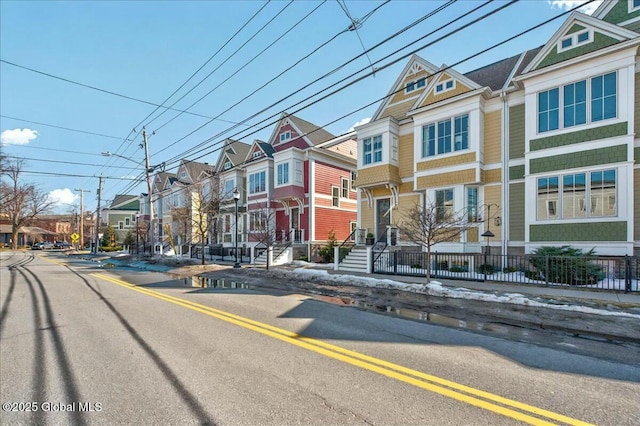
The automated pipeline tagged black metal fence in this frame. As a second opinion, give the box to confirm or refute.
[373,251,639,292]
[191,245,248,263]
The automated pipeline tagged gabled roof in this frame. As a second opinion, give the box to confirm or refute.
[287,114,335,146]
[177,159,215,183]
[153,172,176,193]
[244,140,275,164]
[464,53,521,91]
[371,54,439,121]
[110,194,139,210]
[521,11,640,74]
[215,139,252,173]
[411,65,481,110]
[267,112,335,148]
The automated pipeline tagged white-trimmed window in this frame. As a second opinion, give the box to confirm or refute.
[351,171,357,191]
[252,151,262,159]
[630,0,640,13]
[435,189,454,222]
[341,177,349,198]
[279,131,291,142]
[558,30,592,52]
[332,186,339,207]
[125,217,130,226]
[537,72,617,134]
[435,79,455,94]
[249,211,267,231]
[277,163,289,185]
[466,187,478,222]
[249,171,266,194]
[363,135,382,165]
[223,179,234,197]
[536,169,616,220]
[405,77,426,93]
[422,114,469,158]
[223,160,232,170]
[118,221,124,230]
[180,170,187,179]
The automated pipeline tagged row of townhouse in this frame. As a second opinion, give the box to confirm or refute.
[105,113,358,260]
[353,0,640,258]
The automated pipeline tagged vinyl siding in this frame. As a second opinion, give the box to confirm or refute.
[394,194,421,227]
[388,70,430,104]
[483,110,502,164]
[508,104,525,160]
[484,184,503,242]
[416,152,476,171]
[418,73,472,108]
[315,207,357,241]
[416,168,476,189]
[314,161,355,201]
[509,183,525,241]
[398,133,414,178]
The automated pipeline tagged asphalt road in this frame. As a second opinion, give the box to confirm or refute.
[1,250,639,425]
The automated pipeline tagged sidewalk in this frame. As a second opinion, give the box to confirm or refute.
[322,267,640,307]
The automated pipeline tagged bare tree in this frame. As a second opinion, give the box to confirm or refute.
[170,175,220,265]
[0,158,54,249]
[399,200,469,284]
[247,202,277,270]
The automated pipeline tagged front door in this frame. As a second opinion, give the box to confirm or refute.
[290,207,299,242]
[375,198,391,242]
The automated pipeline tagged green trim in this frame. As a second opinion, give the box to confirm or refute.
[509,183,525,241]
[509,165,525,180]
[530,221,627,242]
[603,0,640,24]
[529,145,627,174]
[508,104,525,160]
[537,32,620,70]
[635,147,640,164]
[530,122,628,151]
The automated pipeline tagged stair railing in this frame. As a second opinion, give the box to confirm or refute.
[337,227,360,263]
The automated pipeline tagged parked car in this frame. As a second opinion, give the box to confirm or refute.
[54,241,72,249]
[32,242,54,250]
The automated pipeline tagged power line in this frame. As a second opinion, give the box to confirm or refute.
[2,155,141,170]
[157,0,453,164]
[0,59,249,126]
[159,0,463,166]
[20,170,138,180]
[0,115,130,140]
[144,0,297,130]
[132,0,272,135]
[0,144,107,157]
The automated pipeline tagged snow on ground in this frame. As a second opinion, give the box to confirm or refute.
[291,268,640,319]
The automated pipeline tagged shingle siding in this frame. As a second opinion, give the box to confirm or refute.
[509,183,525,241]
[508,104,525,160]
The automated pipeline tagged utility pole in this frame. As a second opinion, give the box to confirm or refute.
[143,129,155,255]
[74,188,91,250]
[94,176,103,253]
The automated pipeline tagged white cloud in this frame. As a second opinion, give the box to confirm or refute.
[347,117,371,132]
[0,128,39,146]
[547,0,603,15]
[48,188,78,209]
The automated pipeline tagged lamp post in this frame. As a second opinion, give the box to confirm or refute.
[480,203,499,280]
[233,188,241,268]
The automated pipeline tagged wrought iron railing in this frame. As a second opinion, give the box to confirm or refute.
[337,228,358,263]
[371,252,639,292]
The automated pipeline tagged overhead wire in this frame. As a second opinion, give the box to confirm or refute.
[142,0,296,130]
[154,0,455,166]
[0,115,130,141]
[157,0,464,167]
[151,0,329,134]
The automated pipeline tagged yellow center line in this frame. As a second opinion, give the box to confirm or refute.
[89,272,593,426]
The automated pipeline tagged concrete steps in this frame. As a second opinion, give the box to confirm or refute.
[338,246,368,273]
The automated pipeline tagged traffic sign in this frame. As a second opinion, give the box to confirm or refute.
[70,232,80,242]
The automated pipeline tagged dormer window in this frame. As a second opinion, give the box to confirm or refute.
[279,131,291,142]
[405,77,426,93]
[558,30,592,52]
[435,79,455,94]
[180,171,187,179]
[223,161,231,170]
[253,151,262,159]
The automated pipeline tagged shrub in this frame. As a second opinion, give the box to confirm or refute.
[449,265,468,273]
[100,245,123,252]
[411,263,422,269]
[528,246,605,285]
[502,266,518,273]
[298,255,308,262]
[524,270,542,280]
[317,230,337,263]
[477,264,496,274]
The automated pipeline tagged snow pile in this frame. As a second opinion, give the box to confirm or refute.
[290,268,640,319]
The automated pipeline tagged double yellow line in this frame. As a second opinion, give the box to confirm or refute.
[91,272,591,425]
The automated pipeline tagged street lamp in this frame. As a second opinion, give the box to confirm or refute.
[480,203,499,256]
[233,188,241,268]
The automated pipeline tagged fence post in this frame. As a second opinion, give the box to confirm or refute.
[483,249,487,282]
[334,246,339,271]
[393,251,398,275]
[625,255,631,293]
[545,255,549,286]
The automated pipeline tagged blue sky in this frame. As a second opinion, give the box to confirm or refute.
[0,0,599,214]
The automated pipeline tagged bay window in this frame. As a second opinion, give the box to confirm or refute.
[363,135,382,165]
[537,169,616,220]
[249,171,266,194]
[422,114,469,158]
[277,163,289,185]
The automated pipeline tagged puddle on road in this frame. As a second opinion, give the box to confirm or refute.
[346,299,526,339]
[177,276,251,289]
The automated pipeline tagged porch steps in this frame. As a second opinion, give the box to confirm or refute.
[338,245,368,273]
[253,246,291,266]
